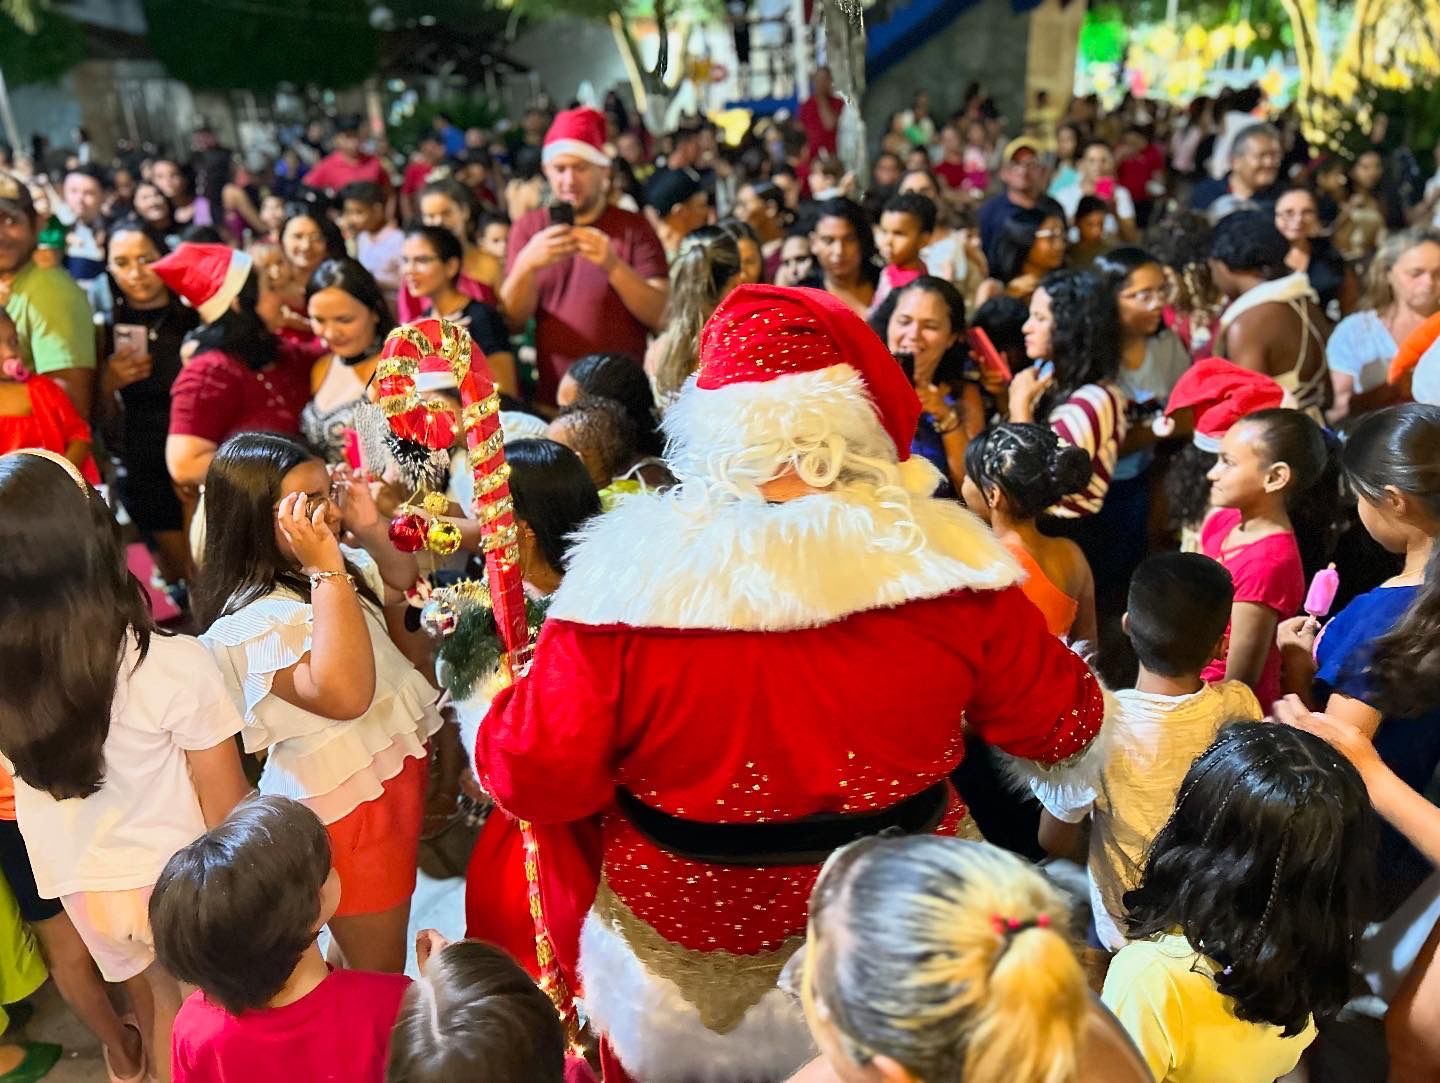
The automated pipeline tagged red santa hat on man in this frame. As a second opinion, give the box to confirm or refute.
[1162,357,1289,452]
[663,284,925,487]
[150,242,253,325]
[543,107,611,169]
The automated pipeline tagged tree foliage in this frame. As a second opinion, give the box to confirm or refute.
[141,0,381,92]
[0,5,86,86]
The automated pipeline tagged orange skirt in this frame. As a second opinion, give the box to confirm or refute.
[326,751,426,917]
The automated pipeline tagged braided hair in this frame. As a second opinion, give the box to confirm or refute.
[1123,721,1374,1036]
[964,423,1091,520]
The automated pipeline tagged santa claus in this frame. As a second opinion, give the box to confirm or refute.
[476,285,1111,1082]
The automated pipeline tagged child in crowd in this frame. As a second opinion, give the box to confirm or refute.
[340,181,404,309]
[153,795,410,1083]
[873,193,936,309]
[962,422,1097,643]
[1103,722,1375,1083]
[477,212,510,263]
[0,309,100,483]
[387,935,593,1083]
[194,432,442,974]
[1035,553,1261,954]
[1067,195,1111,270]
[0,450,251,1083]
[1279,403,1440,916]
[1201,407,1326,708]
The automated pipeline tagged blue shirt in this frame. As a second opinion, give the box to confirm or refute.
[1316,584,1440,913]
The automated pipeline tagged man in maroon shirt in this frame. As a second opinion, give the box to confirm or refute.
[798,65,844,166]
[502,107,669,405]
[302,117,391,199]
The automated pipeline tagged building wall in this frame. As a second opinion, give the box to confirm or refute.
[862,0,1033,144]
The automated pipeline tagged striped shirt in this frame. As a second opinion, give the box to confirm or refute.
[1048,382,1128,518]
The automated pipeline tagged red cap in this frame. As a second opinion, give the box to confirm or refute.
[543,107,610,168]
[696,285,921,460]
[150,242,253,325]
[1164,358,1286,451]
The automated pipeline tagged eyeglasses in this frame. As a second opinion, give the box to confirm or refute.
[1120,287,1167,306]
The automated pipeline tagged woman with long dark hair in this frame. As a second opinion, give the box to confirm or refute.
[807,198,878,317]
[152,158,213,231]
[158,244,317,489]
[102,218,198,584]
[280,207,346,292]
[0,450,250,1083]
[397,178,501,322]
[876,275,985,494]
[556,351,664,461]
[399,226,516,399]
[977,207,1067,307]
[300,258,395,464]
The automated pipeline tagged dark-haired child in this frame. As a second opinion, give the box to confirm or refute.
[1201,407,1326,707]
[1102,721,1375,1082]
[1067,194,1111,270]
[477,211,511,263]
[1036,553,1261,953]
[340,181,403,311]
[386,935,594,1083]
[195,432,441,974]
[873,193,936,308]
[153,795,410,1083]
[962,421,1097,643]
[1279,403,1440,917]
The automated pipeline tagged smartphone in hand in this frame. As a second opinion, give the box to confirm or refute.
[113,323,148,358]
[549,203,576,228]
[965,327,1012,384]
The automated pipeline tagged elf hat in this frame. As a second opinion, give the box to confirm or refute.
[685,284,921,464]
[1163,357,1288,452]
[150,243,253,325]
[542,107,611,169]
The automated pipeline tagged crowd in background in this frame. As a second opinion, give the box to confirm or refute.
[1,68,1440,1083]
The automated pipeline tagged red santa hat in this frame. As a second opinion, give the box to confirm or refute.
[1163,357,1288,452]
[691,284,921,462]
[543,107,611,169]
[150,242,253,325]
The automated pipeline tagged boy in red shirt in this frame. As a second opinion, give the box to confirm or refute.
[150,796,410,1083]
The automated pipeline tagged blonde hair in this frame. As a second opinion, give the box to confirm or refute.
[1360,227,1440,313]
[652,227,741,407]
[808,836,1088,1083]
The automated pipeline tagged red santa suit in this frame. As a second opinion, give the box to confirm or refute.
[476,285,1111,1082]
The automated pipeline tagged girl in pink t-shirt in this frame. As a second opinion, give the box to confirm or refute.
[1201,409,1328,708]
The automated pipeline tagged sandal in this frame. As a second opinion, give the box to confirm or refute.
[0,1042,61,1082]
[102,1022,146,1083]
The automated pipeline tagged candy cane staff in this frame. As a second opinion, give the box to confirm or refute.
[474,285,1117,1083]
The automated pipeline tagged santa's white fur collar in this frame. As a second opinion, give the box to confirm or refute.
[548,481,1022,632]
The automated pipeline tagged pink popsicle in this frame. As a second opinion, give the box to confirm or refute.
[1305,563,1340,617]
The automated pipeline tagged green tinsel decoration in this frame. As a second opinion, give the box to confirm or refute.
[437,592,551,700]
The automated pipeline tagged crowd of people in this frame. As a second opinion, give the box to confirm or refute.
[0,70,1438,1083]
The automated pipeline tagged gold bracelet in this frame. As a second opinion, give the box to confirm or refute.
[308,571,355,590]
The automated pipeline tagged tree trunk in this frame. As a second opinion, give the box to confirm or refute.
[821,0,868,191]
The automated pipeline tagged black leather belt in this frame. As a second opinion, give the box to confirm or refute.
[614,781,950,867]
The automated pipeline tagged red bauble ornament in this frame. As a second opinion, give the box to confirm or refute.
[388,511,428,553]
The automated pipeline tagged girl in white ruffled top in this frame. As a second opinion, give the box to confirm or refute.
[193,432,442,973]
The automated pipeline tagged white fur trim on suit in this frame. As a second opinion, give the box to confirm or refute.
[1004,681,1120,803]
[197,248,253,324]
[580,912,816,1083]
[543,139,611,168]
[549,486,1021,631]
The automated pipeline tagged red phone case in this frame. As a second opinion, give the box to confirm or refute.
[966,327,1013,384]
